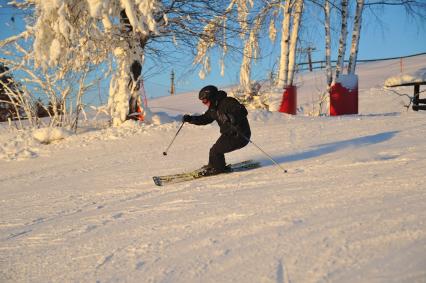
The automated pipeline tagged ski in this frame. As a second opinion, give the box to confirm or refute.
[153,160,261,186]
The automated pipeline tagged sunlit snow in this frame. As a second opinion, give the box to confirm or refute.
[1,55,425,283]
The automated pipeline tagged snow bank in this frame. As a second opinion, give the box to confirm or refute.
[149,112,176,125]
[259,89,283,112]
[32,127,72,144]
[0,132,40,161]
[0,113,180,162]
[385,67,426,87]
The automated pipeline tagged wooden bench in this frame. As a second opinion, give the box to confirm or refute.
[385,81,426,111]
[412,82,426,111]
[385,68,426,111]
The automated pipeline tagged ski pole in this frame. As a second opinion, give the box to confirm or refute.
[163,122,185,156]
[234,127,287,173]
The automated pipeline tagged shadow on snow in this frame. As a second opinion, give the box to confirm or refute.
[258,130,399,166]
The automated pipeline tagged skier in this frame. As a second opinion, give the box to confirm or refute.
[182,85,251,176]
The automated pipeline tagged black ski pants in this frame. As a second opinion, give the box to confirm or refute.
[209,133,249,170]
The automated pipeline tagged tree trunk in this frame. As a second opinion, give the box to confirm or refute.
[335,0,348,80]
[277,0,292,88]
[287,0,304,86]
[324,0,332,86]
[108,10,149,126]
[240,34,253,93]
[348,0,364,74]
[109,54,132,126]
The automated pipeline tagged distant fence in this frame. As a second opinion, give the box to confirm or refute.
[297,51,426,72]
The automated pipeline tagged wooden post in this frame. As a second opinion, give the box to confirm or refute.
[307,47,313,72]
[413,84,420,111]
[170,69,175,96]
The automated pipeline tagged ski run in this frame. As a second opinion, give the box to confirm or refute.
[1,55,426,282]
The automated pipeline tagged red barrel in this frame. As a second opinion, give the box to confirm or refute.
[329,75,358,116]
[279,85,297,115]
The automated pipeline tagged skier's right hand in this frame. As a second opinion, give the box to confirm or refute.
[182,114,192,123]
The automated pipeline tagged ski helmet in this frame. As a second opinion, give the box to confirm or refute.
[199,85,218,101]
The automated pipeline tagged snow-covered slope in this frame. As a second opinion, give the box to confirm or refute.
[1,55,426,283]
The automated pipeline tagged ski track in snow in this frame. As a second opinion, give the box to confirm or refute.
[1,56,426,282]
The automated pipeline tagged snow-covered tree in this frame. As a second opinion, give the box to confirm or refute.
[194,0,290,98]
[239,1,276,95]
[36,0,162,126]
[4,0,240,126]
[194,0,254,84]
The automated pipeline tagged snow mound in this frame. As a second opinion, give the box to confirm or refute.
[0,132,40,161]
[33,127,72,144]
[263,90,284,112]
[385,67,426,87]
[148,112,177,125]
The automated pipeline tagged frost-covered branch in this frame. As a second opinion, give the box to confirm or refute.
[239,1,277,93]
[0,30,31,49]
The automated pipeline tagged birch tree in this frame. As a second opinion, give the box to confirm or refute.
[287,0,304,86]
[347,0,364,74]
[324,0,333,86]
[277,0,292,88]
[277,0,304,88]
[334,0,348,80]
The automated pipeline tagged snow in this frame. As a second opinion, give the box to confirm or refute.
[334,73,358,90]
[1,55,426,282]
[32,127,73,144]
[385,67,426,87]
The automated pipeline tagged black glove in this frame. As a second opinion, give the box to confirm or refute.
[182,114,192,123]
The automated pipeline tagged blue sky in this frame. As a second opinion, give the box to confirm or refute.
[0,2,425,103]
[145,4,426,98]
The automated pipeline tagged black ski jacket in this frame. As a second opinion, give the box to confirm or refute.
[189,91,251,138]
